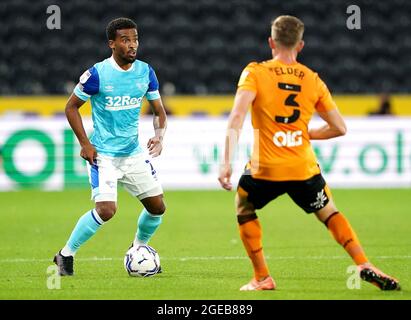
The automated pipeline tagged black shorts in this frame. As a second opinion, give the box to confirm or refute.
[238,171,330,213]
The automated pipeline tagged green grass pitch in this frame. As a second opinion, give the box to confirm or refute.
[0,189,410,300]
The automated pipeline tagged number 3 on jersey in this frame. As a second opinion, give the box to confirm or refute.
[275,83,301,124]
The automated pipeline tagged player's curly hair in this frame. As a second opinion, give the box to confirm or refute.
[106,17,137,41]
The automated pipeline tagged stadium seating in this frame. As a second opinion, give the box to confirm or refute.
[1,0,409,94]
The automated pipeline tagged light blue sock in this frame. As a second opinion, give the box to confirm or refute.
[135,209,163,244]
[64,209,104,255]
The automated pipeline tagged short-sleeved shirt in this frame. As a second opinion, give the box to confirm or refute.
[238,59,337,181]
[74,56,161,157]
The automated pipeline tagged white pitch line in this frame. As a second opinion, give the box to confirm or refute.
[1,255,411,264]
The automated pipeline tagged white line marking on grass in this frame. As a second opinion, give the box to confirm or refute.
[1,255,411,264]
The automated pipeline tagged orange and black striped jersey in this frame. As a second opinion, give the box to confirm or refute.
[238,59,337,181]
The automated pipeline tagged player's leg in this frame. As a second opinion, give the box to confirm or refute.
[315,192,400,290]
[135,194,166,245]
[54,156,118,276]
[120,155,165,246]
[236,170,277,291]
[315,197,369,265]
[287,174,369,265]
[288,174,399,290]
[236,188,275,290]
[58,201,116,256]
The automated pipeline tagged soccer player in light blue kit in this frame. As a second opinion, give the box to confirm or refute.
[53,18,167,276]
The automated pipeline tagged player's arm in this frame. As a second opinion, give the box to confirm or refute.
[65,94,97,165]
[309,108,347,140]
[66,67,99,165]
[147,98,167,157]
[218,89,255,190]
[146,65,167,157]
[309,76,347,140]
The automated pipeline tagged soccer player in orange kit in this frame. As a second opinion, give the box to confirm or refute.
[218,15,400,291]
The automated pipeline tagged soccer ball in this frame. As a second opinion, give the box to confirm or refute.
[124,244,161,277]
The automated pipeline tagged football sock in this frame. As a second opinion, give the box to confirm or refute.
[325,212,368,265]
[238,214,270,281]
[62,209,104,256]
[135,209,163,245]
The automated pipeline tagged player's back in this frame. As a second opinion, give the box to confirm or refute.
[238,59,336,181]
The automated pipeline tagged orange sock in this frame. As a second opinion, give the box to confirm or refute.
[238,215,269,280]
[325,212,368,265]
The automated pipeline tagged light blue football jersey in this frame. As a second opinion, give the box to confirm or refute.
[73,56,161,157]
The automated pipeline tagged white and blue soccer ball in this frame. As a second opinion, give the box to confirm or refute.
[124,244,161,277]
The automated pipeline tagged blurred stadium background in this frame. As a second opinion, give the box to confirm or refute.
[2,0,411,96]
[0,0,410,300]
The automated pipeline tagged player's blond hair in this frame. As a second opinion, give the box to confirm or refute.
[271,15,304,49]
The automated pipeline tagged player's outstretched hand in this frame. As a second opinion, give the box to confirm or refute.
[80,143,97,165]
[147,136,163,157]
[218,163,233,191]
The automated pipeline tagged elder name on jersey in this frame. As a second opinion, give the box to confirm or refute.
[271,66,305,80]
